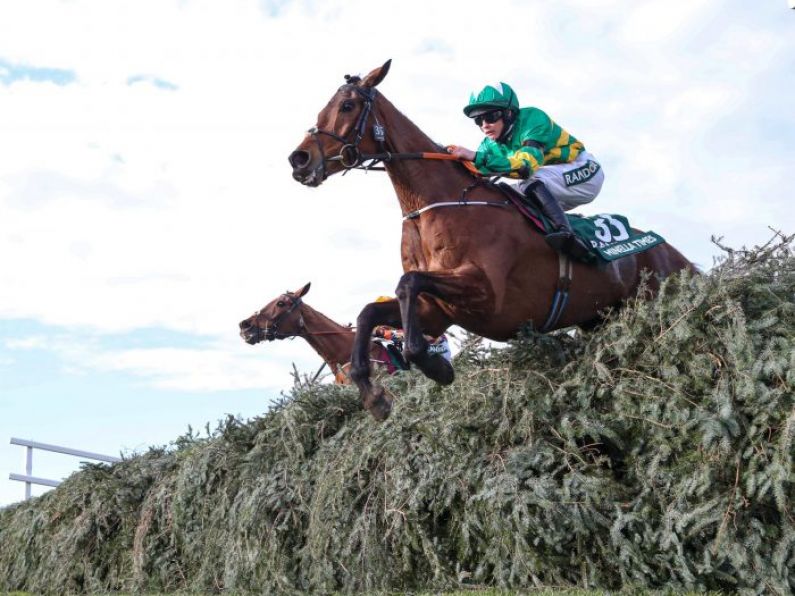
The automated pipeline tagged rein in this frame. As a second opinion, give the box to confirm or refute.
[330,149,482,175]
[307,81,482,177]
[308,84,506,219]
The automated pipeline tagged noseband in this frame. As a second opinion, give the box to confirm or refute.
[307,81,385,176]
[255,293,304,342]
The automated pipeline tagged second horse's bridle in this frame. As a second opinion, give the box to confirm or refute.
[256,293,304,342]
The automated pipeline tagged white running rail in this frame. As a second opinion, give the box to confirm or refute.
[9,437,121,500]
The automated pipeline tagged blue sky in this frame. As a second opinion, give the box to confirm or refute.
[1,0,794,506]
[0,59,76,86]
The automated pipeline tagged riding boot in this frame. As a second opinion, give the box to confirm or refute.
[526,180,592,261]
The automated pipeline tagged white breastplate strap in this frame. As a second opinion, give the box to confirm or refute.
[403,200,510,221]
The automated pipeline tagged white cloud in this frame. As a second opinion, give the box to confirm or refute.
[4,336,48,350]
[2,329,325,392]
[662,85,742,131]
[619,0,718,44]
[87,346,289,392]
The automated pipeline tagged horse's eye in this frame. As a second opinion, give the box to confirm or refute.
[277,301,285,307]
[341,101,355,113]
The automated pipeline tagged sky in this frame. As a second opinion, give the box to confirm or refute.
[1,0,793,507]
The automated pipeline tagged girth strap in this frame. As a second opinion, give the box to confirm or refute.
[540,254,573,332]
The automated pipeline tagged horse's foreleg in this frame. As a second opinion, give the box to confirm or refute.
[395,269,490,385]
[351,300,402,421]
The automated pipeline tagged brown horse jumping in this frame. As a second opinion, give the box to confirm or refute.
[239,283,398,384]
[288,60,696,420]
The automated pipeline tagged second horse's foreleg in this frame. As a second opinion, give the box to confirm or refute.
[350,299,402,420]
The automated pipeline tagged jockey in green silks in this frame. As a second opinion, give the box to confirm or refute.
[449,82,603,260]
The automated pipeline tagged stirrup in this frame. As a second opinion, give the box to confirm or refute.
[544,230,592,261]
[566,236,593,261]
[544,230,571,252]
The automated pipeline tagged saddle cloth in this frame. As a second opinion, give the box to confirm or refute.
[567,213,666,262]
[497,183,666,262]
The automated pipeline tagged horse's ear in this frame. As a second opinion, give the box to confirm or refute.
[295,282,311,297]
[361,59,391,88]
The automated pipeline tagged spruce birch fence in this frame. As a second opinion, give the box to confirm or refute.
[9,437,121,500]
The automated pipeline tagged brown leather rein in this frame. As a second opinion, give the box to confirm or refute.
[307,82,482,177]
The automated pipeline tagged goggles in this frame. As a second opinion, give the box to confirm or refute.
[474,110,504,126]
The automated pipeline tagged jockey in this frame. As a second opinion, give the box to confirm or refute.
[449,82,603,261]
[426,333,452,363]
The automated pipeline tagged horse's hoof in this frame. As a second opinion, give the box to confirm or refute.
[437,367,455,386]
[366,387,392,421]
[418,355,455,386]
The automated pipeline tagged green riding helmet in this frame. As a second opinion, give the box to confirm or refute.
[463,82,520,117]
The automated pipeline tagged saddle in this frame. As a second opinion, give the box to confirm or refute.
[495,183,666,263]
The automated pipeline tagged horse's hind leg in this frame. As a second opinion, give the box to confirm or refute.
[395,270,487,385]
[351,299,402,420]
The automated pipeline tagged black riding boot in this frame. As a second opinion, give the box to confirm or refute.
[526,180,592,261]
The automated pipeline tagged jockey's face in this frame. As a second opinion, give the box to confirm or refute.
[479,113,505,141]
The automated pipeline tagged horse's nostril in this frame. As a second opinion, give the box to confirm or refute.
[289,150,310,169]
[239,321,250,331]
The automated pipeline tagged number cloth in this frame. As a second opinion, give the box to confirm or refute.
[567,214,666,262]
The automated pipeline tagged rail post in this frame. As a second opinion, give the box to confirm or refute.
[9,437,121,500]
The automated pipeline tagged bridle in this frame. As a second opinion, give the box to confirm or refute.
[306,80,385,178]
[250,294,358,342]
[302,79,516,221]
[305,78,486,180]
[254,293,305,342]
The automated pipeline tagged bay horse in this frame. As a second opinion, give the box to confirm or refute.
[238,283,402,384]
[288,60,696,420]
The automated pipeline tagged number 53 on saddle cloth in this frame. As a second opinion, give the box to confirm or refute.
[566,213,666,262]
